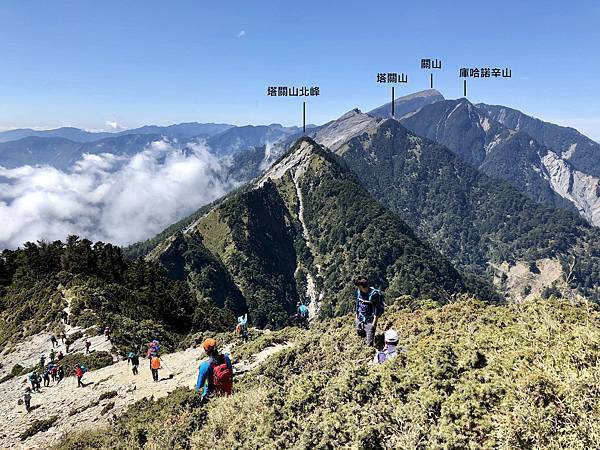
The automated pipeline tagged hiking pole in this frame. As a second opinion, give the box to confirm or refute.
[159,359,174,378]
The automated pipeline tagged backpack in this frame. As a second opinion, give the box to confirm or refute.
[211,355,233,395]
[80,365,88,373]
[377,348,397,364]
[299,305,309,318]
[356,288,384,321]
[151,357,161,370]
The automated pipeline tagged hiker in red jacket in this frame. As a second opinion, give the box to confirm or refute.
[74,364,85,388]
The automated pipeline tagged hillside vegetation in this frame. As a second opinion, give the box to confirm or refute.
[57,297,600,449]
[0,237,233,354]
[149,138,482,329]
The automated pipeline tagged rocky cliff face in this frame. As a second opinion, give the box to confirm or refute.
[400,98,600,225]
[541,151,600,226]
[478,103,600,178]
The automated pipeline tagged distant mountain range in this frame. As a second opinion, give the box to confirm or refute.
[2,88,599,317]
[397,96,600,226]
[0,123,301,170]
[0,122,233,143]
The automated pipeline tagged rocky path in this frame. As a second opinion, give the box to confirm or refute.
[2,338,291,449]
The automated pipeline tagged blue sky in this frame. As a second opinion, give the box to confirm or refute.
[1,0,599,140]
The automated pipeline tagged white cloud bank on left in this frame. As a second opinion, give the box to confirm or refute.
[0,140,234,249]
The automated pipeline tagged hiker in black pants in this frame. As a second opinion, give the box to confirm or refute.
[150,356,161,381]
[354,276,384,347]
[23,388,32,413]
[57,365,65,384]
[128,351,140,375]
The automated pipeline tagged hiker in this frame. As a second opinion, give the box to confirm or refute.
[28,371,41,392]
[373,329,405,364]
[196,338,233,400]
[74,364,86,388]
[150,355,161,382]
[50,348,56,362]
[57,350,64,361]
[146,340,160,366]
[27,371,35,390]
[42,368,51,387]
[235,314,249,342]
[23,388,32,413]
[50,335,58,348]
[65,338,71,353]
[354,276,384,346]
[50,363,58,382]
[104,326,111,341]
[85,339,91,354]
[60,332,66,343]
[57,365,65,383]
[128,351,139,375]
[39,354,46,368]
[147,340,160,355]
[296,302,309,328]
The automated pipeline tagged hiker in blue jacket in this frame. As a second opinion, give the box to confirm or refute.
[196,338,234,400]
[354,276,384,346]
[296,302,309,328]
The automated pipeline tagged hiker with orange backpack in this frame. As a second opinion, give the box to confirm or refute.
[150,355,161,382]
[196,338,233,400]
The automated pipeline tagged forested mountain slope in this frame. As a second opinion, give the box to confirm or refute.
[332,118,600,300]
[147,138,474,327]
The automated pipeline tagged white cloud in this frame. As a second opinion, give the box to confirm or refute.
[0,140,235,249]
[238,30,246,38]
[105,120,126,131]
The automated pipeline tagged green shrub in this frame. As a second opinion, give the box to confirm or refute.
[11,363,25,376]
[61,351,114,376]
[98,390,118,401]
[21,415,58,441]
[100,401,115,415]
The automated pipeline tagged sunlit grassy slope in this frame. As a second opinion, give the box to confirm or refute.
[57,297,600,450]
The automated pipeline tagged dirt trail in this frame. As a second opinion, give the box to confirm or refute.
[2,338,291,449]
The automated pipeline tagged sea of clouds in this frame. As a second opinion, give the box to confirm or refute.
[0,140,235,249]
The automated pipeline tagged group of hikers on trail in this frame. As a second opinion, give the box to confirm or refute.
[23,355,87,413]
[126,339,163,381]
[20,326,96,413]
[193,275,399,404]
[20,276,398,414]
